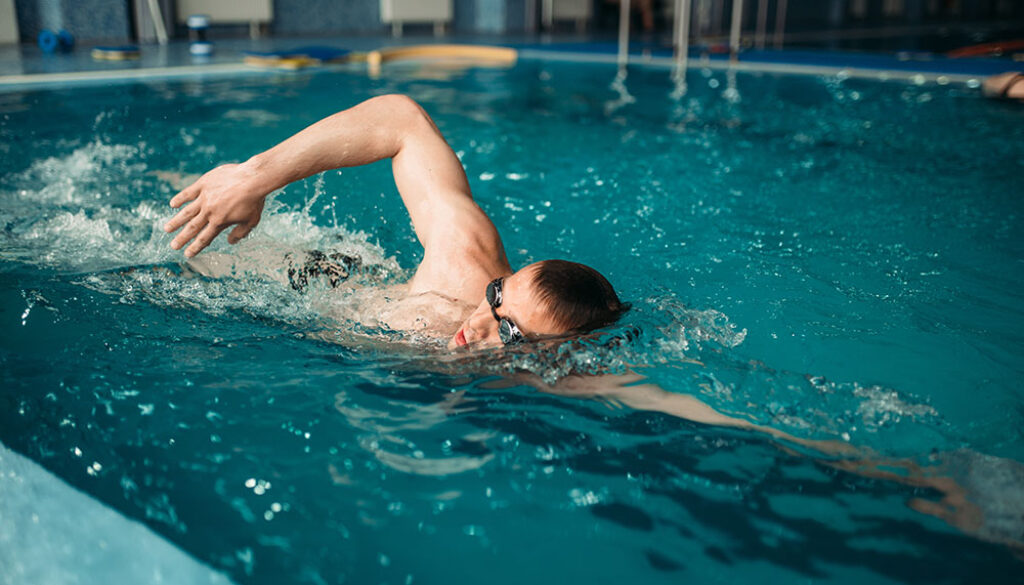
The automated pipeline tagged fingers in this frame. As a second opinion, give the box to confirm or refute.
[185,223,226,258]
[163,202,200,234]
[227,223,253,245]
[169,184,200,208]
[171,215,207,251]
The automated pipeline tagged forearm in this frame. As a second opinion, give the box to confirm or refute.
[531,372,858,458]
[164,94,475,258]
[240,94,413,196]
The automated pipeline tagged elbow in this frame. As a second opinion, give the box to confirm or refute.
[368,94,430,125]
[365,94,438,151]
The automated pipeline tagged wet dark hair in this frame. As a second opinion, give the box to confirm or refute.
[532,259,628,333]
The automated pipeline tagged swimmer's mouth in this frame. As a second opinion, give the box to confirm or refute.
[454,328,467,347]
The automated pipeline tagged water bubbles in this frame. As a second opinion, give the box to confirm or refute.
[535,445,557,461]
[853,385,938,430]
[244,477,272,495]
[568,488,604,507]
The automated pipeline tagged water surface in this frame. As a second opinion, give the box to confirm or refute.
[1,60,1022,584]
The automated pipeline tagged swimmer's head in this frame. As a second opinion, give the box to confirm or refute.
[450,260,627,350]
[530,259,627,333]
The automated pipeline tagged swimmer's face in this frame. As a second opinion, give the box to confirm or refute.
[449,263,564,350]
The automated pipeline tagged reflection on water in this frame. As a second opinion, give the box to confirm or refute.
[605,68,636,116]
[333,388,496,476]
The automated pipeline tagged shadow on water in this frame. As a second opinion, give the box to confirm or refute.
[555,419,1023,581]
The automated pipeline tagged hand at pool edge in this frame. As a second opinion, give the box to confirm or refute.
[163,163,268,258]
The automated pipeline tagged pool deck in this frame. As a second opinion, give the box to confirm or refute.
[0,34,1018,91]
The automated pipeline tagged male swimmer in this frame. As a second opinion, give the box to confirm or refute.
[162,96,1024,552]
[163,95,627,350]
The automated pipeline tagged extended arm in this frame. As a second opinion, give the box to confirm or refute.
[515,371,859,457]
[164,95,499,259]
[517,371,1024,552]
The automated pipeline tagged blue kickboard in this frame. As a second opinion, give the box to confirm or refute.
[94,45,140,53]
[243,46,350,61]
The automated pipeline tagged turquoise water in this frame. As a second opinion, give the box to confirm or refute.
[1,60,1023,583]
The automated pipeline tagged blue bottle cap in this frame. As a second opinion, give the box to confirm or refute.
[38,30,58,53]
[57,30,75,51]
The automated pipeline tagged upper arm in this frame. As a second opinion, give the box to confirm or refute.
[385,96,501,258]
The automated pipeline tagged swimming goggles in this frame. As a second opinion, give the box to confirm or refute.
[486,278,525,345]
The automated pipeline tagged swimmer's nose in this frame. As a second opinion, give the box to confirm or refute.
[466,306,499,346]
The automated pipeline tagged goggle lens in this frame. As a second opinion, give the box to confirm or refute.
[487,278,523,345]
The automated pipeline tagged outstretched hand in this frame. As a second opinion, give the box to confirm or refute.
[163,163,267,257]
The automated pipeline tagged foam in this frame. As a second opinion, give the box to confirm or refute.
[0,442,233,585]
[2,140,405,333]
[852,384,940,430]
[453,295,750,385]
[2,140,402,274]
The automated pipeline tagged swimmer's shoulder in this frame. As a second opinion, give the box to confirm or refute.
[376,286,472,334]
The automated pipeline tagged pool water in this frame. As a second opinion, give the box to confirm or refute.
[1,59,1023,584]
